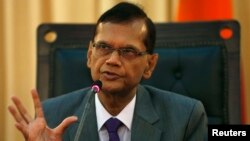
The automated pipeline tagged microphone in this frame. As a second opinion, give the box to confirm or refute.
[73,80,102,141]
[91,80,102,93]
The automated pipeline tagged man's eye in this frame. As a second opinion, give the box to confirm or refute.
[97,44,110,49]
[122,49,136,54]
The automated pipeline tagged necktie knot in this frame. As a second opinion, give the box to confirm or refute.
[105,118,122,132]
[104,118,123,141]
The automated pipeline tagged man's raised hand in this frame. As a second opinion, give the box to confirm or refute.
[8,89,78,141]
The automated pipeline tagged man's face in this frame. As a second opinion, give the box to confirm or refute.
[87,20,158,95]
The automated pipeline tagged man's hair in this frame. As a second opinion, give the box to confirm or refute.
[92,2,156,54]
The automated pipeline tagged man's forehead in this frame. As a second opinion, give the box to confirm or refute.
[97,19,146,31]
[94,21,147,49]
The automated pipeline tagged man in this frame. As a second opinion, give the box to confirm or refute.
[8,2,207,141]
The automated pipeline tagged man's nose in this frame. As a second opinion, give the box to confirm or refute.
[105,50,122,66]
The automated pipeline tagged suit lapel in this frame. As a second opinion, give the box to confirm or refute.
[69,90,99,141]
[68,85,162,141]
[131,85,162,141]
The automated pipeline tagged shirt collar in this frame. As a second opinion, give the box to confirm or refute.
[95,93,136,131]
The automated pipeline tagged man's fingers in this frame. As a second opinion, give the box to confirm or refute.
[31,89,44,118]
[8,105,29,140]
[8,89,48,141]
[54,116,78,134]
[8,105,28,126]
[11,96,33,123]
[8,105,21,122]
[15,123,29,140]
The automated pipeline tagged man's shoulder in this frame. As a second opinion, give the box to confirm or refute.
[139,85,207,140]
[42,87,91,127]
[42,87,90,109]
[140,85,203,109]
[139,85,206,124]
[142,85,197,101]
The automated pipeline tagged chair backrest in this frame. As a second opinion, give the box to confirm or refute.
[37,20,241,124]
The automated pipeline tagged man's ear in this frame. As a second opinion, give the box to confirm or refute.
[87,41,93,68]
[143,53,158,79]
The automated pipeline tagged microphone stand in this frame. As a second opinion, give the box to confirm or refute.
[73,80,102,141]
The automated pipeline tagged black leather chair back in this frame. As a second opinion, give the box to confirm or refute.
[37,20,241,124]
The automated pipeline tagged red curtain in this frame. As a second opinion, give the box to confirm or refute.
[176,0,246,124]
[177,0,232,21]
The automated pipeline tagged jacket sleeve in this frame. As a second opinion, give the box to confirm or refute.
[184,100,208,141]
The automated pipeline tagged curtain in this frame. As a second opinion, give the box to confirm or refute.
[177,0,232,21]
[233,0,250,124]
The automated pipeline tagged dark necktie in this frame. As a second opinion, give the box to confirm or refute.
[104,118,123,141]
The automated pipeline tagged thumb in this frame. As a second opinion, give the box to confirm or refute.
[54,116,78,134]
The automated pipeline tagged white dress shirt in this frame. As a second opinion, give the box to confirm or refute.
[95,93,136,141]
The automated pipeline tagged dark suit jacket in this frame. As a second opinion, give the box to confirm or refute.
[43,85,207,141]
